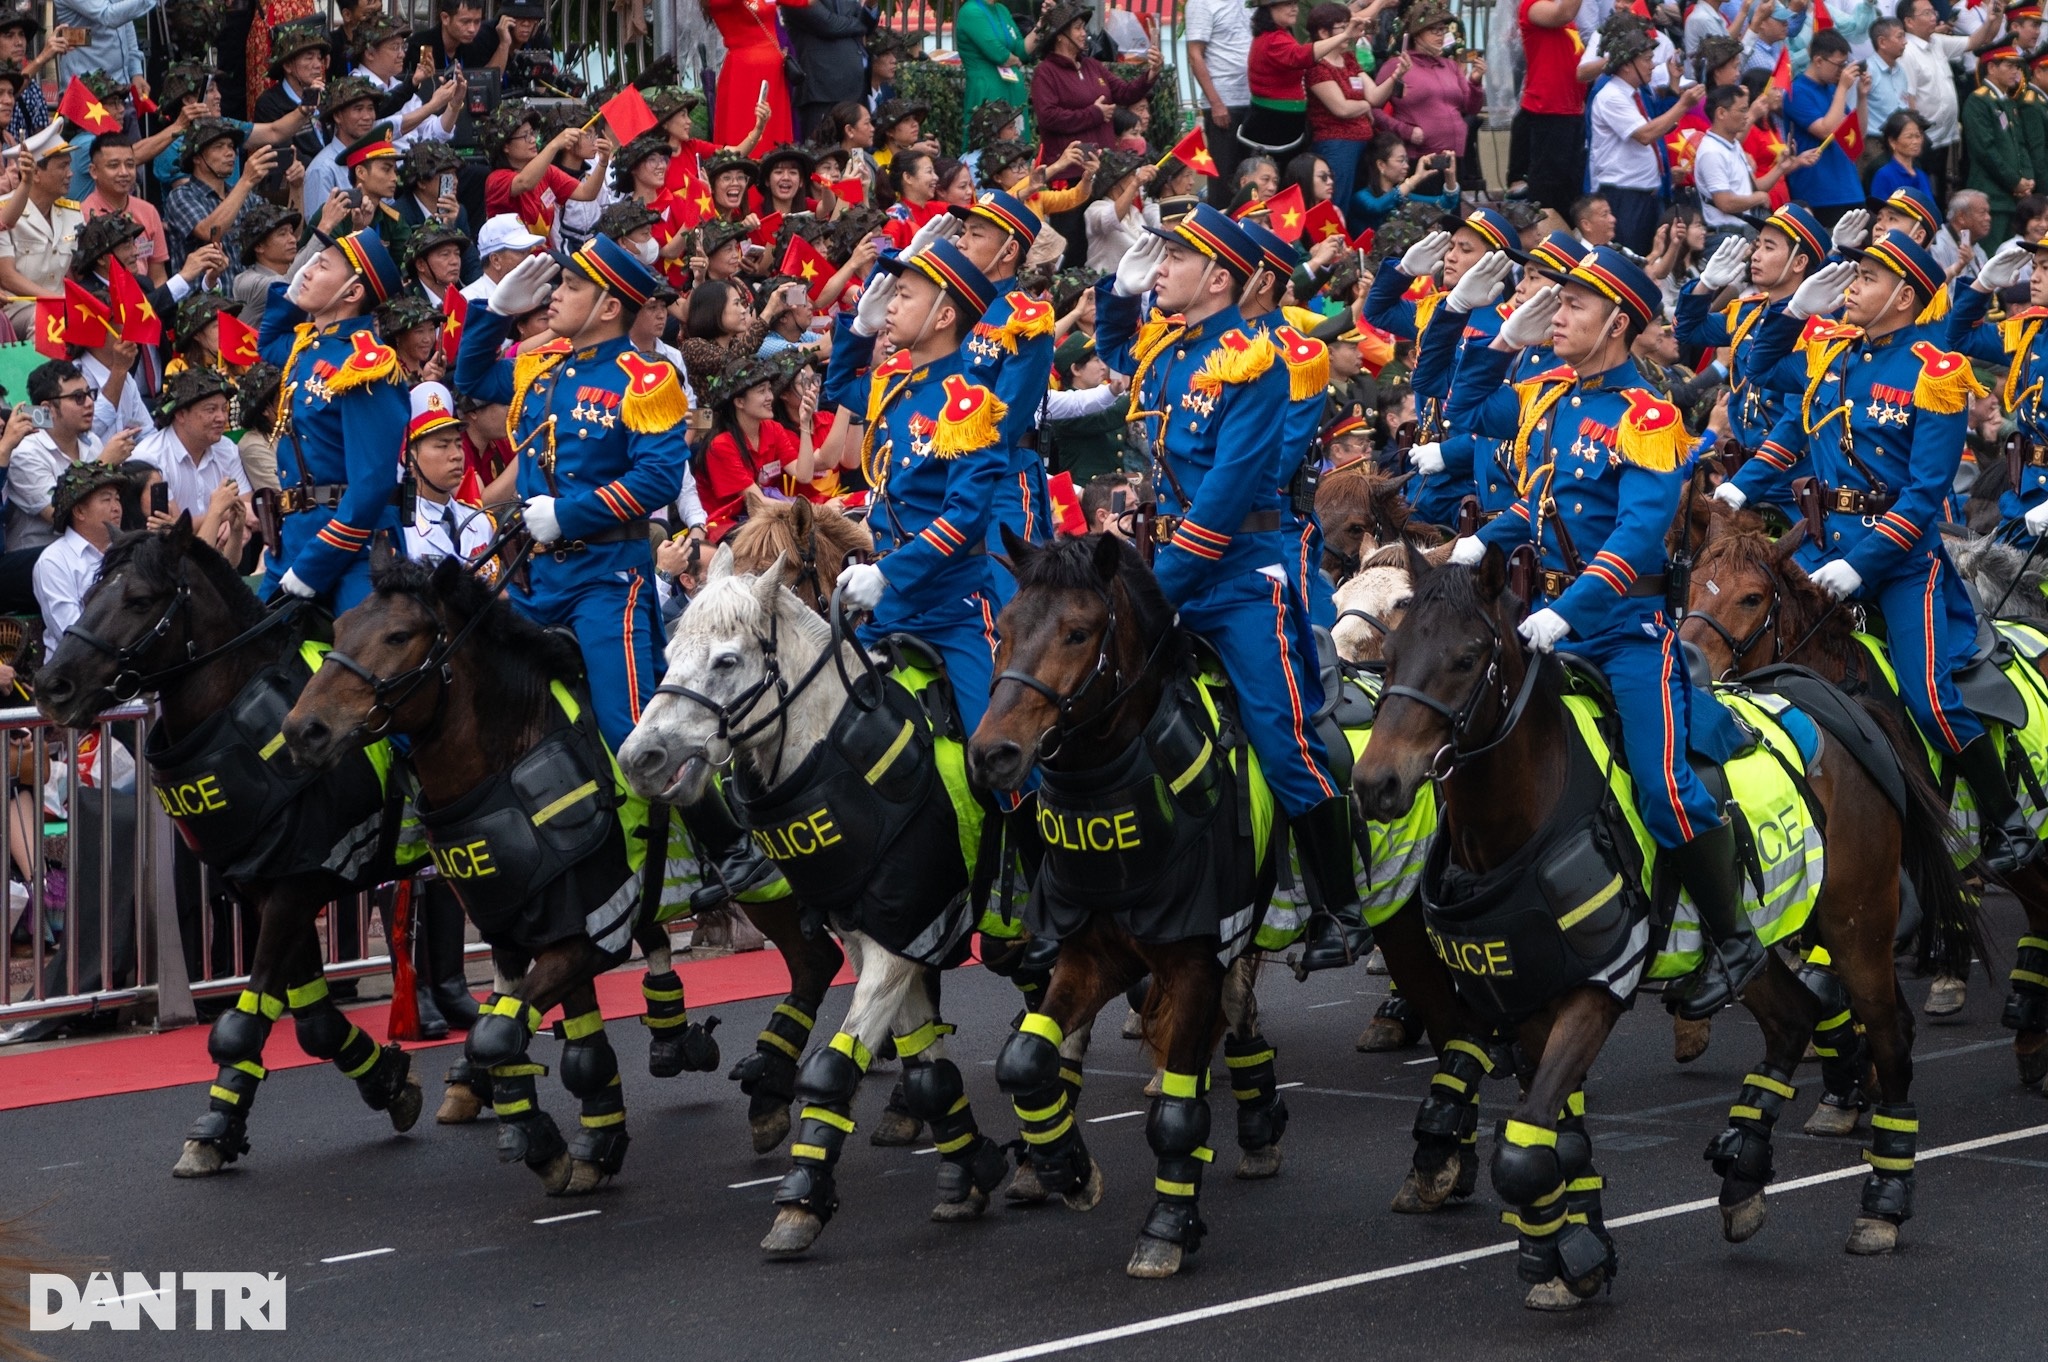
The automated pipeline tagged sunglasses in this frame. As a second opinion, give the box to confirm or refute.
[54,387,99,405]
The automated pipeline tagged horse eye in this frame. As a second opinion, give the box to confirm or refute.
[712,652,738,671]
[125,595,155,612]
[1740,593,1764,608]
[1064,628,1089,646]
[385,631,411,647]
[1452,652,1477,673]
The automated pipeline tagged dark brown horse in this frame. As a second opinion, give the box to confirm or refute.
[1312,459,1438,585]
[1354,545,1936,1311]
[1679,496,2048,1094]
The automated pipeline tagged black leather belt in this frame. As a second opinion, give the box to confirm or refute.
[1153,509,1283,543]
[545,518,653,553]
[278,483,349,515]
[1539,568,1667,600]
[1824,486,1896,516]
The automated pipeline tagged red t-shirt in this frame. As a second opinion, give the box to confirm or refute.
[1519,0,1589,116]
[1744,120,1792,210]
[1306,55,1377,142]
[485,165,581,237]
[702,421,800,540]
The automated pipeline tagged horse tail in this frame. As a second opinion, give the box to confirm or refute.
[1858,695,1990,974]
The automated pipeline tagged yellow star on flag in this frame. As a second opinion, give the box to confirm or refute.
[1192,149,1214,172]
[799,260,817,280]
[1281,208,1300,228]
[84,99,108,124]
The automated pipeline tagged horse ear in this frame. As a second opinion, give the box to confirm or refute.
[707,541,735,583]
[1402,537,1434,587]
[753,550,794,611]
[788,495,814,538]
[743,484,770,519]
[1773,519,1809,563]
[370,534,396,578]
[167,510,195,545]
[1000,523,1034,567]
[1473,543,1508,602]
[1091,529,1122,583]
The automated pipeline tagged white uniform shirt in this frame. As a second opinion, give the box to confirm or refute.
[1588,77,1664,190]
[129,426,250,521]
[404,495,496,564]
[33,527,104,654]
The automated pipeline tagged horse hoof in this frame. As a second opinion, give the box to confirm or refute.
[2015,1039,2048,1089]
[1523,1278,1588,1311]
[1143,1071,1164,1098]
[1005,1162,1052,1204]
[931,1186,990,1223]
[751,1107,792,1154]
[1672,1016,1712,1064]
[761,1206,824,1258]
[1364,947,1389,976]
[555,1159,608,1196]
[436,1083,483,1124]
[1062,1158,1106,1212]
[1924,975,1967,1017]
[1845,1216,1900,1255]
[171,1141,225,1178]
[1721,1191,1767,1243]
[1121,1008,1145,1040]
[1235,1145,1283,1179]
[1391,1160,1460,1214]
[386,1071,424,1133]
[535,1148,575,1196]
[1356,1018,1419,1053]
[1802,1102,1861,1138]
[1125,1235,1184,1279]
[868,1108,923,1147]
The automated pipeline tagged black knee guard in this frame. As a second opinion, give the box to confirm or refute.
[900,1029,1007,1204]
[1860,1104,1917,1223]
[994,1013,1065,1095]
[1224,1032,1288,1152]
[1414,1038,1492,1144]
[1553,1092,1617,1287]
[2004,935,2048,1031]
[1704,1064,1794,1189]
[1491,1119,1565,1207]
[289,993,352,1061]
[1798,951,1865,1108]
[774,1032,870,1220]
[642,969,720,1077]
[559,1014,629,1173]
[1003,1015,1091,1193]
[1142,1077,1213,1251]
[488,1055,567,1170]
[209,990,280,1065]
[291,980,389,1099]
[467,993,545,1067]
[730,993,814,1103]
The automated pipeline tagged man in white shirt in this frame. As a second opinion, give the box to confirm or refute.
[33,461,127,656]
[1589,28,1706,252]
[401,383,495,565]
[1863,18,1912,127]
[1932,187,1993,274]
[5,359,139,551]
[1898,0,2008,204]
[1694,85,1764,226]
[128,369,251,562]
[460,214,547,302]
[1184,0,1254,207]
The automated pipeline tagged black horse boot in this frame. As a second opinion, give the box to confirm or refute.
[1953,732,2041,877]
[1663,821,1767,1020]
[681,785,782,912]
[1293,797,1371,973]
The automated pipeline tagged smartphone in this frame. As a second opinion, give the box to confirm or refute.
[345,187,363,210]
[439,172,456,200]
[28,404,51,431]
[758,80,770,108]
[149,483,170,517]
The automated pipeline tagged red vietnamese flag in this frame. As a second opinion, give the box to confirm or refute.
[1264,184,1307,242]
[1812,0,1832,29]
[780,233,833,301]
[106,258,160,345]
[1163,124,1218,177]
[63,279,113,349]
[57,78,123,135]
[1301,199,1346,247]
[1350,226,1375,254]
[599,85,658,144]
[32,299,66,358]
[1046,471,1088,537]
[1771,47,1791,92]
[829,177,866,205]
[751,210,785,248]
[127,78,156,115]
[441,285,468,367]
[217,309,259,367]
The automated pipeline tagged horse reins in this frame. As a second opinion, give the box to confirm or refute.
[990,577,1176,763]
[1381,621,1544,781]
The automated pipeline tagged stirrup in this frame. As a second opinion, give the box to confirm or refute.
[1665,937,1768,1021]
[1984,819,2042,878]
[1294,910,1370,977]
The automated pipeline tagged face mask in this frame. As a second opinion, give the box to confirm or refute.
[632,238,660,266]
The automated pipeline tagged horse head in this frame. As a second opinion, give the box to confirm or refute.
[1314,462,1420,582]
[619,544,833,804]
[1330,540,1458,663]
[1352,541,1528,822]
[1679,511,1815,680]
[728,486,874,615]
[968,528,1171,792]
[37,515,262,730]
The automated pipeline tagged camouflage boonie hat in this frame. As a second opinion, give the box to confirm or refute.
[153,365,234,427]
[171,290,235,350]
[320,75,381,119]
[402,222,471,272]
[52,462,129,530]
[74,213,144,272]
[596,198,662,240]
[375,293,441,339]
[266,17,331,80]
[239,201,303,267]
[400,140,464,190]
[966,101,1023,150]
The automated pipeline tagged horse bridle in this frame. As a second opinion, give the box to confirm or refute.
[1678,587,1780,680]
[991,578,1173,762]
[70,558,305,701]
[1380,618,1543,781]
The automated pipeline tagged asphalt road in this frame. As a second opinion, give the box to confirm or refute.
[7,896,2048,1362]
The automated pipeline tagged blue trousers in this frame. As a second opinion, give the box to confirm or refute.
[1315,138,1369,235]
[511,554,663,753]
[986,463,1049,609]
[1867,546,1984,756]
[266,520,379,615]
[861,588,1001,743]
[1289,517,1337,629]
[1179,567,1338,818]
[1569,615,1742,848]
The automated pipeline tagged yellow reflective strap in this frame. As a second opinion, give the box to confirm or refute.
[947,1096,970,1116]
[1020,1115,1074,1144]
[642,1013,687,1030]
[1168,737,1214,795]
[1744,1072,1797,1100]
[237,989,285,1019]
[1431,1073,1469,1095]
[1566,1176,1604,1192]
[1807,944,1833,967]
[1863,1152,1914,1171]
[285,979,329,1009]
[864,719,916,784]
[562,1010,606,1040]
[1193,1146,1213,1164]
[1555,875,1621,930]
[208,1084,243,1104]
[1870,1113,1919,1133]
[493,1098,533,1115]
[231,1060,267,1080]
[1503,1119,1557,1148]
[773,1002,815,1029]
[2013,969,2048,987]
[1818,1010,1852,1031]
[489,1063,547,1078]
[1811,1045,1840,1058]
[339,1033,380,1078]
[1018,1012,1065,1047]
[791,1143,830,1162]
[531,779,600,826]
[1729,1104,1764,1122]
[758,1030,802,1059]
[828,1031,873,1071]
[1058,1067,1084,1089]
[1154,1178,1196,1197]
[1015,1094,1068,1123]
[1530,1181,1566,1208]
[2019,936,2048,951]
[258,732,287,761]
[1223,1048,1275,1069]
[935,1132,976,1154]
[1500,1210,1565,1236]
[1160,1070,1202,1099]
[642,982,685,1002]
[800,1105,856,1134]
[893,1020,956,1059]
[1564,1091,1586,1117]
[580,1110,627,1127]
[1444,1038,1494,1072]
[1232,1088,1261,1101]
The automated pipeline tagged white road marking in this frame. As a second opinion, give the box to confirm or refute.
[1305,1000,1350,1009]
[913,1146,940,1156]
[532,1210,602,1225]
[318,1248,394,1264]
[37,1161,83,1170]
[728,1175,783,1189]
[1402,1056,1436,1066]
[952,1120,2048,1362]
[1275,1082,1303,1090]
[1086,1110,1145,1124]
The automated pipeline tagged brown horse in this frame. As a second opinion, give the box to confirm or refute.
[726,486,873,615]
[1679,497,2048,1094]
[1355,545,1939,1310]
[1312,459,1439,586]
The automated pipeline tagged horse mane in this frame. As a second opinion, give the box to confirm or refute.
[1695,506,1858,671]
[99,524,265,629]
[1011,533,1178,648]
[727,491,874,602]
[370,553,586,687]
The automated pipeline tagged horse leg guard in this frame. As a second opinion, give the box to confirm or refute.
[468,995,564,1173]
[558,1012,630,1179]
[771,1032,868,1225]
[1400,1039,1491,1210]
[440,1057,491,1123]
[1493,1119,1573,1285]
[1859,1104,1917,1226]
[1551,1093,1617,1294]
[2003,935,2048,1035]
[1139,1076,1213,1257]
[1224,1033,1287,1160]
[290,979,415,1122]
[1799,952,1867,1129]
[184,989,280,1163]
[642,968,720,1077]
[998,1013,1097,1203]
[1705,1064,1793,1240]
[899,1024,1007,1219]
[1010,935,1060,1014]
[1358,990,1425,1052]
[730,993,812,1147]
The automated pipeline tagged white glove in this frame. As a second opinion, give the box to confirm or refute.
[1114,233,1168,298]
[1785,260,1856,320]
[838,561,885,610]
[1497,285,1563,350]
[1446,250,1512,314]
[1448,535,1484,566]
[1975,240,2033,295]
[283,250,320,306]
[488,252,560,317]
[277,569,316,599]
[2024,501,2048,537]
[1696,235,1751,293]
[1711,482,1747,510]
[1830,208,1871,253]
[852,271,897,337]
[1809,560,1862,600]
[522,495,561,544]
[1408,441,1445,475]
[904,211,961,259]
[1398,229,1452,279]
[1519,607,1571,653]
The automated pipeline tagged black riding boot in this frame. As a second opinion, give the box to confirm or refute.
[1293,797,1371,973]
[423,882,478,1031]
[1953,733,2041,877]
[681,785,782,912]
[1663,821,1767,1020]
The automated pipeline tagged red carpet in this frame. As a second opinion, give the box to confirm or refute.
[0,950,857,1112]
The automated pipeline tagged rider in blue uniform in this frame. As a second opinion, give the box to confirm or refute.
[258,227,410,614]
[1094,204,1368,973]
[1448,246,1759,1017]
[1719,231,2041,875]
[1942,236,2048,536]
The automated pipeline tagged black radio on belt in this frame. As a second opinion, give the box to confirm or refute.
[1289,457,1320,515]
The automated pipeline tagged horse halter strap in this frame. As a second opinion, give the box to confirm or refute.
[991,580,1171,762]
[67,559,199,701]
[1381,622,1543,780]
[1679,589,1779,679]
[652,592,848,784]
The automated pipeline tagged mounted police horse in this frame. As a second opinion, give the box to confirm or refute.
[284,550,702,1195]
[1354,545,1963,1308]
[618,546,1014,1257]
[35,521,423,1177]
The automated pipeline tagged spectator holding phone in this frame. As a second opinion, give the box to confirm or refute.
[150,65,315,196]
[252,18,332,159]
[1785,31,1868,231]
[406,0,498,72]
[1306,2,1406,230]
[0,126,82,337]
[1375,2,1484,197]
[479,100,610,244]
[53,0,156,91]
[163,121,280,276]
[4,359,138,554]
[1352,130,1458,226]
[350,14,464,149]
[0,1,57,138]
[300,77,386,226]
